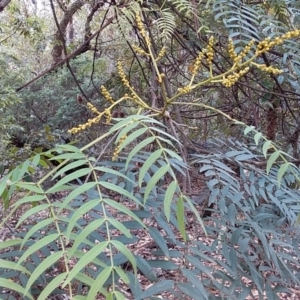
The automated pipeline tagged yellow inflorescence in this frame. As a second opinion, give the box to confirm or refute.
[192,51,205,75]
[136,13,145,35]
[105,109,112,124]
[256,29,300,55]
[156,47,166,61]
[117,61,148,108]
[132,44,149,57]
[136,13,150,46]
[252,63,283,75]
[87,102,101,115]
[178,86,192,94]
[112,134,127,161]
[221,29,300,88]
[228,39,238,62]
[68,103,104,134]
[235,40,255,64]
[222,67,250,87]
[100,85,114,103]
[190,36,214,76]
[206,36,214,65]
[117,61,130,88]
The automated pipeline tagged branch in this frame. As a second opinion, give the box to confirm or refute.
[51,0,85,65]
[16,17,114,92]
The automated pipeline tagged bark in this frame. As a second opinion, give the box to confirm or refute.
[51,0,85,65]
[0,0,12,12]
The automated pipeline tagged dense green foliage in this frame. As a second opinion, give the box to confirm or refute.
[0,0,300,299]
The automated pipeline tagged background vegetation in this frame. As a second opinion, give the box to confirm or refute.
[0,0,300,299]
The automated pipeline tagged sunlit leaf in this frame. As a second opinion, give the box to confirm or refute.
[164,180,177,221]
[144,164,169,203]
[63,241,109,287]
[24,251,63,296]
[37,273,67,300]
[139,149,162,186]
[87,266,113,299]
[0,278,33,300]
[176,196,186,241]
[266,151,280,174]
[277,162,290,187]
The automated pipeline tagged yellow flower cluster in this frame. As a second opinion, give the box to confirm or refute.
[235,40,255,64]
[206,36,214,65]
[178,86,192,94]
[132,44,149,57]
[136,13,150,45]
[68,103,102,134]
[112,134,127,161]
[105,110,112,124]
[116,61,148,108]
[87,102,101,115]
[156,47,166,61]
[100,85,114,103]
[117,62,130,88]
[190,37,213,75]
[222,67,249,87]
[228,39,238,61]
[252,63,283,75]
[256,29,300,55]
[192,51,205,75]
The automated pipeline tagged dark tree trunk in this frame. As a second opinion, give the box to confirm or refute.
[0,0,12,12]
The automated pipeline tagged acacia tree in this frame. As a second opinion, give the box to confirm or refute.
[4,0,299,156]
[1,0,300,299]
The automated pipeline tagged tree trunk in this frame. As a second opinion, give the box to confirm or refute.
[51,0,85,65]
[0,0,12,12]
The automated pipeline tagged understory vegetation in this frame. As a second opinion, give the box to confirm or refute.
[0,0,300,299]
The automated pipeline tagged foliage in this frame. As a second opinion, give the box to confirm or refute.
[1,0,300,299]
[0,118,300,299]
[0,52,23,161]
[190,141,300,299]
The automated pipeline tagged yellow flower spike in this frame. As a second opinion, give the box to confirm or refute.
[68,104,104,133]
[178,86,192,94]
[235,40,255,64]
[135,13,149,45]
[191,51,205,75]
[255,30,300,55]
[100,85,114,103]
[133,44,149,56]
[156,47,166,61]
[251,62,283,75]
[117,61,131,88]
[206,36,214,65]
[112,134,127,161]
[228,39,238,62]
[136,13,144,32]
[222,67,249,88]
